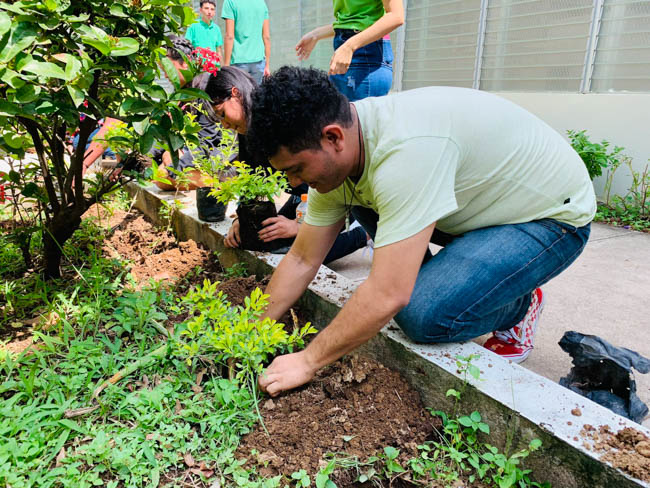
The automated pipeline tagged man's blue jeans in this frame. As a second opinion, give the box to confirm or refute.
[351,206,591,343]
[233,59,265,85]
[329,29,393,101]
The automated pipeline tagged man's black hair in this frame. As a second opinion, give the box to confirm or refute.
[200,0,216,7]
[248,66,352,161]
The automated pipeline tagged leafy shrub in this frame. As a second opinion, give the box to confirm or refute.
[174,279,316,383]
[214,161,288,205]
[567,129,626,180]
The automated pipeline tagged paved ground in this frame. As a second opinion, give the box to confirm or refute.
[327,223,650,428]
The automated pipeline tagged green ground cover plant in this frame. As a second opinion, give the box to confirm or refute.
[1,196,548,487]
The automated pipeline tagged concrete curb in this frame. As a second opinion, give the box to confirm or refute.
[126,182,649,488]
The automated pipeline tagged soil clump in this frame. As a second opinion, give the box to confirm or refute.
[581,424,650,481]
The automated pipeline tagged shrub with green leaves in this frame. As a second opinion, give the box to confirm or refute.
[214,161,288,205]
[174,279,316,383]
[0,0,203,277]
[567,129,626,181]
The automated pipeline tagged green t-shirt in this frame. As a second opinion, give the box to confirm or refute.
[185,20,223,51]
[221,0,269,64]
[305,87,596,248]
[332,0,385,32]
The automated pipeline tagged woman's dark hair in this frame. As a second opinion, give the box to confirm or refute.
[248,66,352,161]
[204,66,257,124]
[166,35,195,63]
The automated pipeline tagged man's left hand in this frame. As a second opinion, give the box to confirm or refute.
[258,351,317,397]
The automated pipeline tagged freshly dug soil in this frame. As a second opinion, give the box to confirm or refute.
[237,354,436,481]
[102,210,220,283]
[581,424,650,481]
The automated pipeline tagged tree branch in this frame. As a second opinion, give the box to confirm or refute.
[18,117,60,214]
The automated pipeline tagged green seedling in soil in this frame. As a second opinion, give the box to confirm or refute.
[224,261,249,279]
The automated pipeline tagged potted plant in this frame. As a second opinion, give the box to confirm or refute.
[214,161,288,251]
[191,129,238,222]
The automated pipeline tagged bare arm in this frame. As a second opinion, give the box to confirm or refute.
[329,0,404,75]
[295,23,335,61]
[262,18,271,77]
[263,220,343,320]
[259,222,435,396]
[82,117,120,172]
[224,19,235,65]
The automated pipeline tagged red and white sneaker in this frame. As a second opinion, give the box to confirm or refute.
[483,288,545,363]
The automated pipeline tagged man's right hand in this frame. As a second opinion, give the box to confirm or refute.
[224,219,241,248]
[258,350,318,397]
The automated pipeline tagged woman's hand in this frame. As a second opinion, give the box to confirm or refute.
[295,33,319,61]
[329,43,355,75]
[258,215,299,242]
[224,219,241,248]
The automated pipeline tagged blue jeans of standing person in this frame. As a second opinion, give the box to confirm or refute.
[351,206,591,343]
[233,59,265,85]
[329,29,393,101]
[276,191,368,264]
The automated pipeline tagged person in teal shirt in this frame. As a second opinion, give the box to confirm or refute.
[185,0,223,60]
[221,0,271,85]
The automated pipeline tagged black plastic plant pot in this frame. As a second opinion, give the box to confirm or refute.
[196,187,226,223]
[236,200,293,252]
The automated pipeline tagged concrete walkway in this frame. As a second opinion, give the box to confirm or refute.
[327,223,650,428]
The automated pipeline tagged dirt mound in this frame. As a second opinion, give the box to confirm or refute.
[103,211,218,283]
[237,354,434,478]
[581,424,650,481]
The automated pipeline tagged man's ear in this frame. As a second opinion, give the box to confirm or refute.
[321,124,345,151]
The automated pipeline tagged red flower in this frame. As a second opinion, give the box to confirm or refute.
[192,48,220,75]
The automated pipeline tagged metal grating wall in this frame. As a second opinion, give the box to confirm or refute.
[177,0,650,94]
[479,0,594,92]
[402,0,481,89]
[591,0,650,92]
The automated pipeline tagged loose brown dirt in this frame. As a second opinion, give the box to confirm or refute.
[237,354,436,482]
[102,209,220,284]
[581,424,650,481]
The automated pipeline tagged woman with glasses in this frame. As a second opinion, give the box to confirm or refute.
[204,66,371,264]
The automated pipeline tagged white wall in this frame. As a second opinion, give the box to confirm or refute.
[496,92,650,200]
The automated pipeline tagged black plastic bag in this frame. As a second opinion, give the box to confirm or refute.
[559,330,650,423]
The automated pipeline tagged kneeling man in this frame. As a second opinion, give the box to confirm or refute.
[248,67,595,397]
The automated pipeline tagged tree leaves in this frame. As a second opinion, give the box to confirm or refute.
[21,60,67,80]
[0,22,38,63]
[111,38,139,57]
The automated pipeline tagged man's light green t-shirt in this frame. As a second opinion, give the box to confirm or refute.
[305,87,596,248]
[221,0,269,64]
[332,0,385,32]
[185,20,223,51]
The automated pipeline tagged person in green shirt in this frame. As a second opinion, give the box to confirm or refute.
[185,0,224,60]
[295,0,404,101]
[221,0,271,85]
[246,67,595,397]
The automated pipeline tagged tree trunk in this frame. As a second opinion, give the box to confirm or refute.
[43,211,83,279]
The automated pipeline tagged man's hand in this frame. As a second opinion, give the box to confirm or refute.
[224,219,241,248]
[258,351,318,397]
[258,215,299,242]
[263,64,271,78]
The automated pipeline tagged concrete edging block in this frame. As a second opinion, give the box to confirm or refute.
[125,182,649,488]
